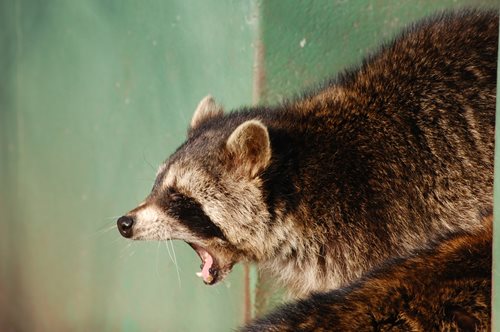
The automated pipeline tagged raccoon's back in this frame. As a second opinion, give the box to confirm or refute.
[297,10,497,238]
[332,9,497,166]
[344,9,496,158]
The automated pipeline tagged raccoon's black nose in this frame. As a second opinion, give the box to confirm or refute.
[117,216,134,238]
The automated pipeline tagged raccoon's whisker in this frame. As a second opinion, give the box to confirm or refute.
[164,236,175,264]
[168,238,182,287]
[142,151,156,172]
[169,239,179,267]
[110,236,125,246]
[121,241,134,251]
[158,226,181,287]
[118,242,135,260]
[222,279,231,289]
[94,224,119,236]
[165,239,182,288]
[163,239,174,263]
[161,225,182,285]
[103,215,123,221]
[85,224,118,241]
[156,241,162,278]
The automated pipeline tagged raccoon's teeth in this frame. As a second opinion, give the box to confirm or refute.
[196,272,203,278]
[204,274,214,284]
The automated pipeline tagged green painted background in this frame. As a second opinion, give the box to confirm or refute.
[0,0,256,331]
[1,0,498,331]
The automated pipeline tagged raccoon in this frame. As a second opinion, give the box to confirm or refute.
[117,10,497,297]
[241,214,492,332]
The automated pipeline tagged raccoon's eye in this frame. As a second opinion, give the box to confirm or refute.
[165,188,183,202]
[170,193,183,202]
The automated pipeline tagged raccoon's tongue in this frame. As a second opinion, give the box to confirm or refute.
[197,248,214,283]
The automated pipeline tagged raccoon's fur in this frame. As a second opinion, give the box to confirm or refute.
[117,9,497,297]
[241,214,492,332]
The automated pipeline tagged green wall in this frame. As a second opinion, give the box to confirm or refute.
[0,1,256,331]
[1,0,498,331]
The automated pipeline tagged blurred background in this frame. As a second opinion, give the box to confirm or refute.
[0,0,497,331]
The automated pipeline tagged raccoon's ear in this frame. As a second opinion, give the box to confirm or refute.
[190,95,224,129]
[226,120,271,177]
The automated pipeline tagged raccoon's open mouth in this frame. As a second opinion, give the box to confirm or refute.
[188,243,221,285]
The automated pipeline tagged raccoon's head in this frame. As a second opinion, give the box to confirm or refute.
[117,96,273,285]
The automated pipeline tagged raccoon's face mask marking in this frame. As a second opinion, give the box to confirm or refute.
[117,96,272,286]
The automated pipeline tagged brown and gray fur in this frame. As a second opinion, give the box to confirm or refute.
[242,214,493,332]
[117,9,497,297]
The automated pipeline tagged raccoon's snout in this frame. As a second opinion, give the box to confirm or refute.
[117,215,134,238]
